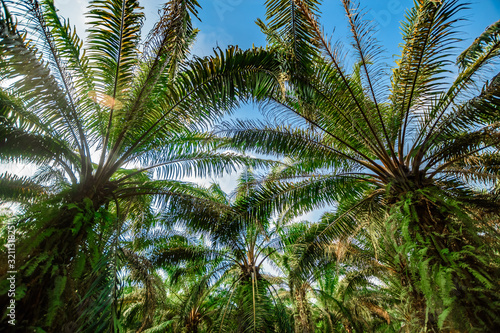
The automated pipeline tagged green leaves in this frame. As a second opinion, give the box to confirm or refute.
[212,0,500,331]
[0,172,46,203]
[0,0,499,331]
[1,1,288,331]
[259,0,321,75]
[87,0,143,96]
[457,18,500,70]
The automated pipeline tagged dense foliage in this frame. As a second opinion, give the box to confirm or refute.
[0,0,499,332]
[0,0,276,330]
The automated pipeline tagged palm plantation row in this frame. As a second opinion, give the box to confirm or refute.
[0,0,499,331]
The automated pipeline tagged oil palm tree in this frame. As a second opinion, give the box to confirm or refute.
[272,218,392,333]
[120,248,170,332]
[136,175,293,332]
[219,0,500,330]
[272,222,318,333]
[120,245,226,332]
[0,0,278,331]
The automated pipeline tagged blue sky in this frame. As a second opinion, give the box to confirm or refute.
[57,0,500,59]
[6,0,499,220]
[187,0,500,58]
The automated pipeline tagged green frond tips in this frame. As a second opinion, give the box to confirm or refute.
[457,19,500,70]
[0,172,47,203]
[86,0,144,94]
[260,0,322,75]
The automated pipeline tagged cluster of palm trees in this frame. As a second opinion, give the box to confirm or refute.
[118,174,386,332]
[0,0,499,332]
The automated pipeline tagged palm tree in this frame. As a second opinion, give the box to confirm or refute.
[273,218,392,333]
[120,248,170,332]
[310,217,394,333]
[219,0,500,330]
[135,175,294,332]
[0,0,278,330]
[120,246,225,332]
[272,222,317,333]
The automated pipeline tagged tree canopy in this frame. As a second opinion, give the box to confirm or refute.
[0,0,499,332]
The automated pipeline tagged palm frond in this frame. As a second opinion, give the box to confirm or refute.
[259,0,321,74]
[391,0,466,159]
[0,172,46,203]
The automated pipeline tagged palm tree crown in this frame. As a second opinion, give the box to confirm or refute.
[1,0,499,331]
[219,0,500,330]
[0,0,277,330]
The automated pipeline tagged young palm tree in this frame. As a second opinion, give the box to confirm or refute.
[219,0,500,330]
[0,0,278,331]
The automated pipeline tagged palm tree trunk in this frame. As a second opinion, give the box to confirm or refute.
[292,284,314,333]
